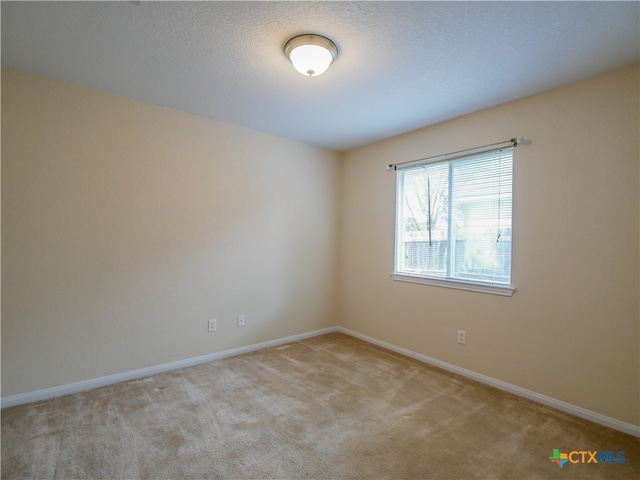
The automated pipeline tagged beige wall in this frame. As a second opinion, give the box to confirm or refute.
[338,65,639,426]
[1,69,340,397]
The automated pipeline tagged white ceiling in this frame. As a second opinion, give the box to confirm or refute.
[2,1,639,151]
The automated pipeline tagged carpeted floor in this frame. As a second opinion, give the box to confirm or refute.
[2,332,639,479]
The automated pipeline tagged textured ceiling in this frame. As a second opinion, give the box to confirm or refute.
[2,1,639,151]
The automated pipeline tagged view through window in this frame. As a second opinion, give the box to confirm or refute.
[394,147,513,289]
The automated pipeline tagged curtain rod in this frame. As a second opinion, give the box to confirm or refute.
[387,137,524,171]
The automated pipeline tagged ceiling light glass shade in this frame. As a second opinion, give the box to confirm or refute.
[284,34,338,77]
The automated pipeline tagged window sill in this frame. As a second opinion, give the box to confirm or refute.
[391,273,515,296]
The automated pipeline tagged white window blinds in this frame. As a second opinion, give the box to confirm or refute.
[395,146,513,287]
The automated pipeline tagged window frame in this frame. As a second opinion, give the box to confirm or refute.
[392,143,516,297]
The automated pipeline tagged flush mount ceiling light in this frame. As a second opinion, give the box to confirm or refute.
[284,34,338,77]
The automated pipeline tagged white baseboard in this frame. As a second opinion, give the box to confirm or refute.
[336,327,640,438]
[3,325,638,438]
[0,326,338,409]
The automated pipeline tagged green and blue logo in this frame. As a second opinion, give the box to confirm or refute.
[549,449,625,468]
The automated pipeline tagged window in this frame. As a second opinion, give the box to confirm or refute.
[393,144,515,296]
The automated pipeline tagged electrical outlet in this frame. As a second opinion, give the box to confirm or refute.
[237,314,245,327]
[208,319,217,333]
[457,330,466,345]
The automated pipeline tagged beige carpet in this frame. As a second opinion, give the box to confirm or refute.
[2,332,639,479]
